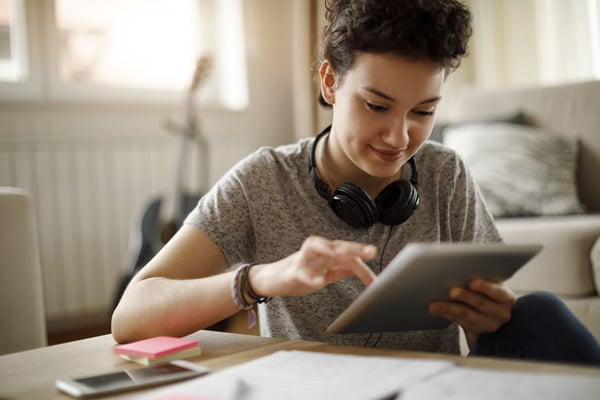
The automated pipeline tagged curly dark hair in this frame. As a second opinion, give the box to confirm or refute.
[319,0,472,105]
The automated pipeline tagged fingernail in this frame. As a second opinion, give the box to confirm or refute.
[449,287,462,298]
[363,245,376,255]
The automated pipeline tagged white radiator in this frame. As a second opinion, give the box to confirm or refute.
[0,134,186,320]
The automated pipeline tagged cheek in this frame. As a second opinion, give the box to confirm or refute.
[402,120,435,157]
[332,101,373,138]
[413,119,436,141]
[336,97,364,121]
[409,124,434,153]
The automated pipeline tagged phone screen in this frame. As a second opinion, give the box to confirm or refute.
[75,364,192,389]
[56,361,210,397]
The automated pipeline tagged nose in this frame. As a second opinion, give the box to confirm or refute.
[380,117,410,148]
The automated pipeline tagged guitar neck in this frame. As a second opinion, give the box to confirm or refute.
[158,56,211,239]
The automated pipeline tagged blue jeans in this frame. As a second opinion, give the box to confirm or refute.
[469,291,600,366]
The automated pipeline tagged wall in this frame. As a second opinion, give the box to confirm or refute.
[0,0,296,325]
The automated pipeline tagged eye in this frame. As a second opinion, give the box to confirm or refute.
[365,101,388,112]
[412,109,436,117]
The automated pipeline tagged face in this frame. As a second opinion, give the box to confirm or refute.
[319,52,445,191]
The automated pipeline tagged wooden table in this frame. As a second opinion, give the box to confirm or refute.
[1,330,598,399]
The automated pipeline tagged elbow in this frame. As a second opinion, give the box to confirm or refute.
[111,304,131,344]
[111,295,147,344]
[110,284,170,343]
[110,277,152,343]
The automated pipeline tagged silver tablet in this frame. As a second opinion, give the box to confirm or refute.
[327,243,542,334]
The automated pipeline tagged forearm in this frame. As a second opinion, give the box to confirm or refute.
[111,272,238,343]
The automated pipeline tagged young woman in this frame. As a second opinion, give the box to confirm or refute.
[112,0,600,364]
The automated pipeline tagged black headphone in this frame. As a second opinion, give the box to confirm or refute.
[308,126,420,228]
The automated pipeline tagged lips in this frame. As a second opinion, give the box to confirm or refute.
[370,146,404,162]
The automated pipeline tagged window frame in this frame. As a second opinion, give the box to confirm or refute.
[0,0,43,100]
[0,0,249,109]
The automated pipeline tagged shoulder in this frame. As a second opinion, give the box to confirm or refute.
[416,140,461,163]
[414,140,467,175]
[215,137,314,195]
[235,137,312,174]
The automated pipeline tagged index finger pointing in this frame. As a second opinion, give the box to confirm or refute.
[351,257,376,286]
[332,241,377,260]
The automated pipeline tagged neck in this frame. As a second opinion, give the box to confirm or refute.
[317,130,402,197]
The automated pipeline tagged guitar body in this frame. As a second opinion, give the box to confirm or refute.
[112,192,201,311]
[112,56,214,313]
[134,193,202,274]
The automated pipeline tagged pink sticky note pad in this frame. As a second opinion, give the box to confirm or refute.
[113,336,199,359]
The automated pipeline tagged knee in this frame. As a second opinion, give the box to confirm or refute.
[516,291,563,309]
[514,291,568,321]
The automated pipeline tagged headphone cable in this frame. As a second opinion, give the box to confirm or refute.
[379,224,394,273]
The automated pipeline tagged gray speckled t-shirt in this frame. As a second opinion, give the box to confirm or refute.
[184,137,501,354]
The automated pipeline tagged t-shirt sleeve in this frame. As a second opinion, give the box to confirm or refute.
[436,150,502,243]
[450,155,502,243]
[183,153,259,267]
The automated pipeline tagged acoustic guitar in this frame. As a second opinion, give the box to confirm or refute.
[112,57,212,310]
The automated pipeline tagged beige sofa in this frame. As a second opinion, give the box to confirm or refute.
[440,80,600,341]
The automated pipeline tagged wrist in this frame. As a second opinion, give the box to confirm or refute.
[230,264,271,311]
[244,264,271,304]
[247,263,269,298]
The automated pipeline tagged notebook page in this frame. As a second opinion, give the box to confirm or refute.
[402,366,600,400]
[141,350,454,400]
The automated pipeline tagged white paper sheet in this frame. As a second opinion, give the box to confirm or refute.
[402,366,600,400]
[138,350,600,400]
[139,350,454,400]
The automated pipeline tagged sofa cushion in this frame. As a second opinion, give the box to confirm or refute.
[443,122,585,218]
[429,111,529,143]
[560,297,600,342]
[450,80,600,212]
[497,215,600,296]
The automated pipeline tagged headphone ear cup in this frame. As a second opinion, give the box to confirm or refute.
[375,179,420,225]
[331,183,379,228]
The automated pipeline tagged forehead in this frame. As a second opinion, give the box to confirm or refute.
[341,52,445,102]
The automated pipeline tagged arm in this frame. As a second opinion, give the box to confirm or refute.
[111,226,377,344]
[111,225,235,343]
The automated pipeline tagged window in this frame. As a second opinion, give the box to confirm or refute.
[55,0,199,90]
[0,0,249,109]
[0,0,28,82]
[53,0,248,108]
[467,0,600,89]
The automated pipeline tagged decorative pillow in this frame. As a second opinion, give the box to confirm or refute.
[443,122,585,218]
[429,111,529,143]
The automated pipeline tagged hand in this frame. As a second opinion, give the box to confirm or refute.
[427,278,517,347]
[249,236,377,298]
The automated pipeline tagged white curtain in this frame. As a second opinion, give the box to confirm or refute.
[464,0,600,90]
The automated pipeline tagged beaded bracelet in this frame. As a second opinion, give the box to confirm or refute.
[231,264,254,310]
[240,263,272,305]
[230,263,271,329]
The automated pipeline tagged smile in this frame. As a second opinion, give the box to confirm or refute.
[370,146,404,162]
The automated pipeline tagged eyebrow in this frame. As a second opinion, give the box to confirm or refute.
[363,86,442,105]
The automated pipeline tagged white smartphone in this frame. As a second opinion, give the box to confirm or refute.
[55,360,210,398]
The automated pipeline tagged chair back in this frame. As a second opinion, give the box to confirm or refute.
[0,187,47,354]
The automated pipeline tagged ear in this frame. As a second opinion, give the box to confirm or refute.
[319,60,337,105]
